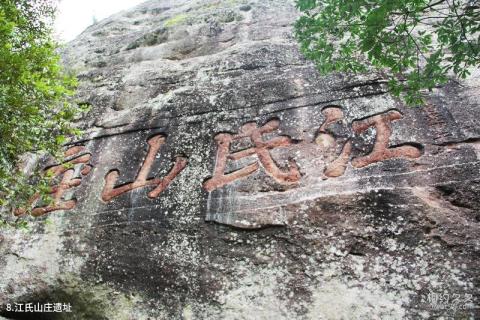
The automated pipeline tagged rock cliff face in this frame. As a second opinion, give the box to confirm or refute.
[1,0,480,319]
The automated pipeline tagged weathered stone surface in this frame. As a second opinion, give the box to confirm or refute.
[1,0,480,319]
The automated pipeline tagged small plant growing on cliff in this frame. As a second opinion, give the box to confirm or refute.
[0,0,82,219]
[294,0,480,105]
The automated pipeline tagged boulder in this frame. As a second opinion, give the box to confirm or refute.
[1,0,479,319]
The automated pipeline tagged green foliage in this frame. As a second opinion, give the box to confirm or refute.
[164,13,190,28]
[0,0,82,218]
[0,217,29,230]
[295,0,480,105]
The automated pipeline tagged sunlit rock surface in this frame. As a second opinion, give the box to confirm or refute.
[1,0,479,319]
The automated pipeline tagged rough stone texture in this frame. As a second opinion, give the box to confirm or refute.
[1,0,480,319]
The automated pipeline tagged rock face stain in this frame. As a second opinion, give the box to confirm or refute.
[101,134,187,201]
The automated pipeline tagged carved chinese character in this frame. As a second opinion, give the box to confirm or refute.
[101,134,187,202]
[350,110,422,168]
[16,146,93,216]
[203,119,301,191]
[322,109,422,178]
[318,106,345,134]
[323,141,353,178]
[315,107,352,178]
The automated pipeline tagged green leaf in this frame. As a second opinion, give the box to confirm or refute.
[0,0,81,219]
[294,0,480,106]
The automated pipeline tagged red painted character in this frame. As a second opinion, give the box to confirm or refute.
[204,119,301,191]
[101,134,187,201]
[16,146,92,216]
[321,108,422,178]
